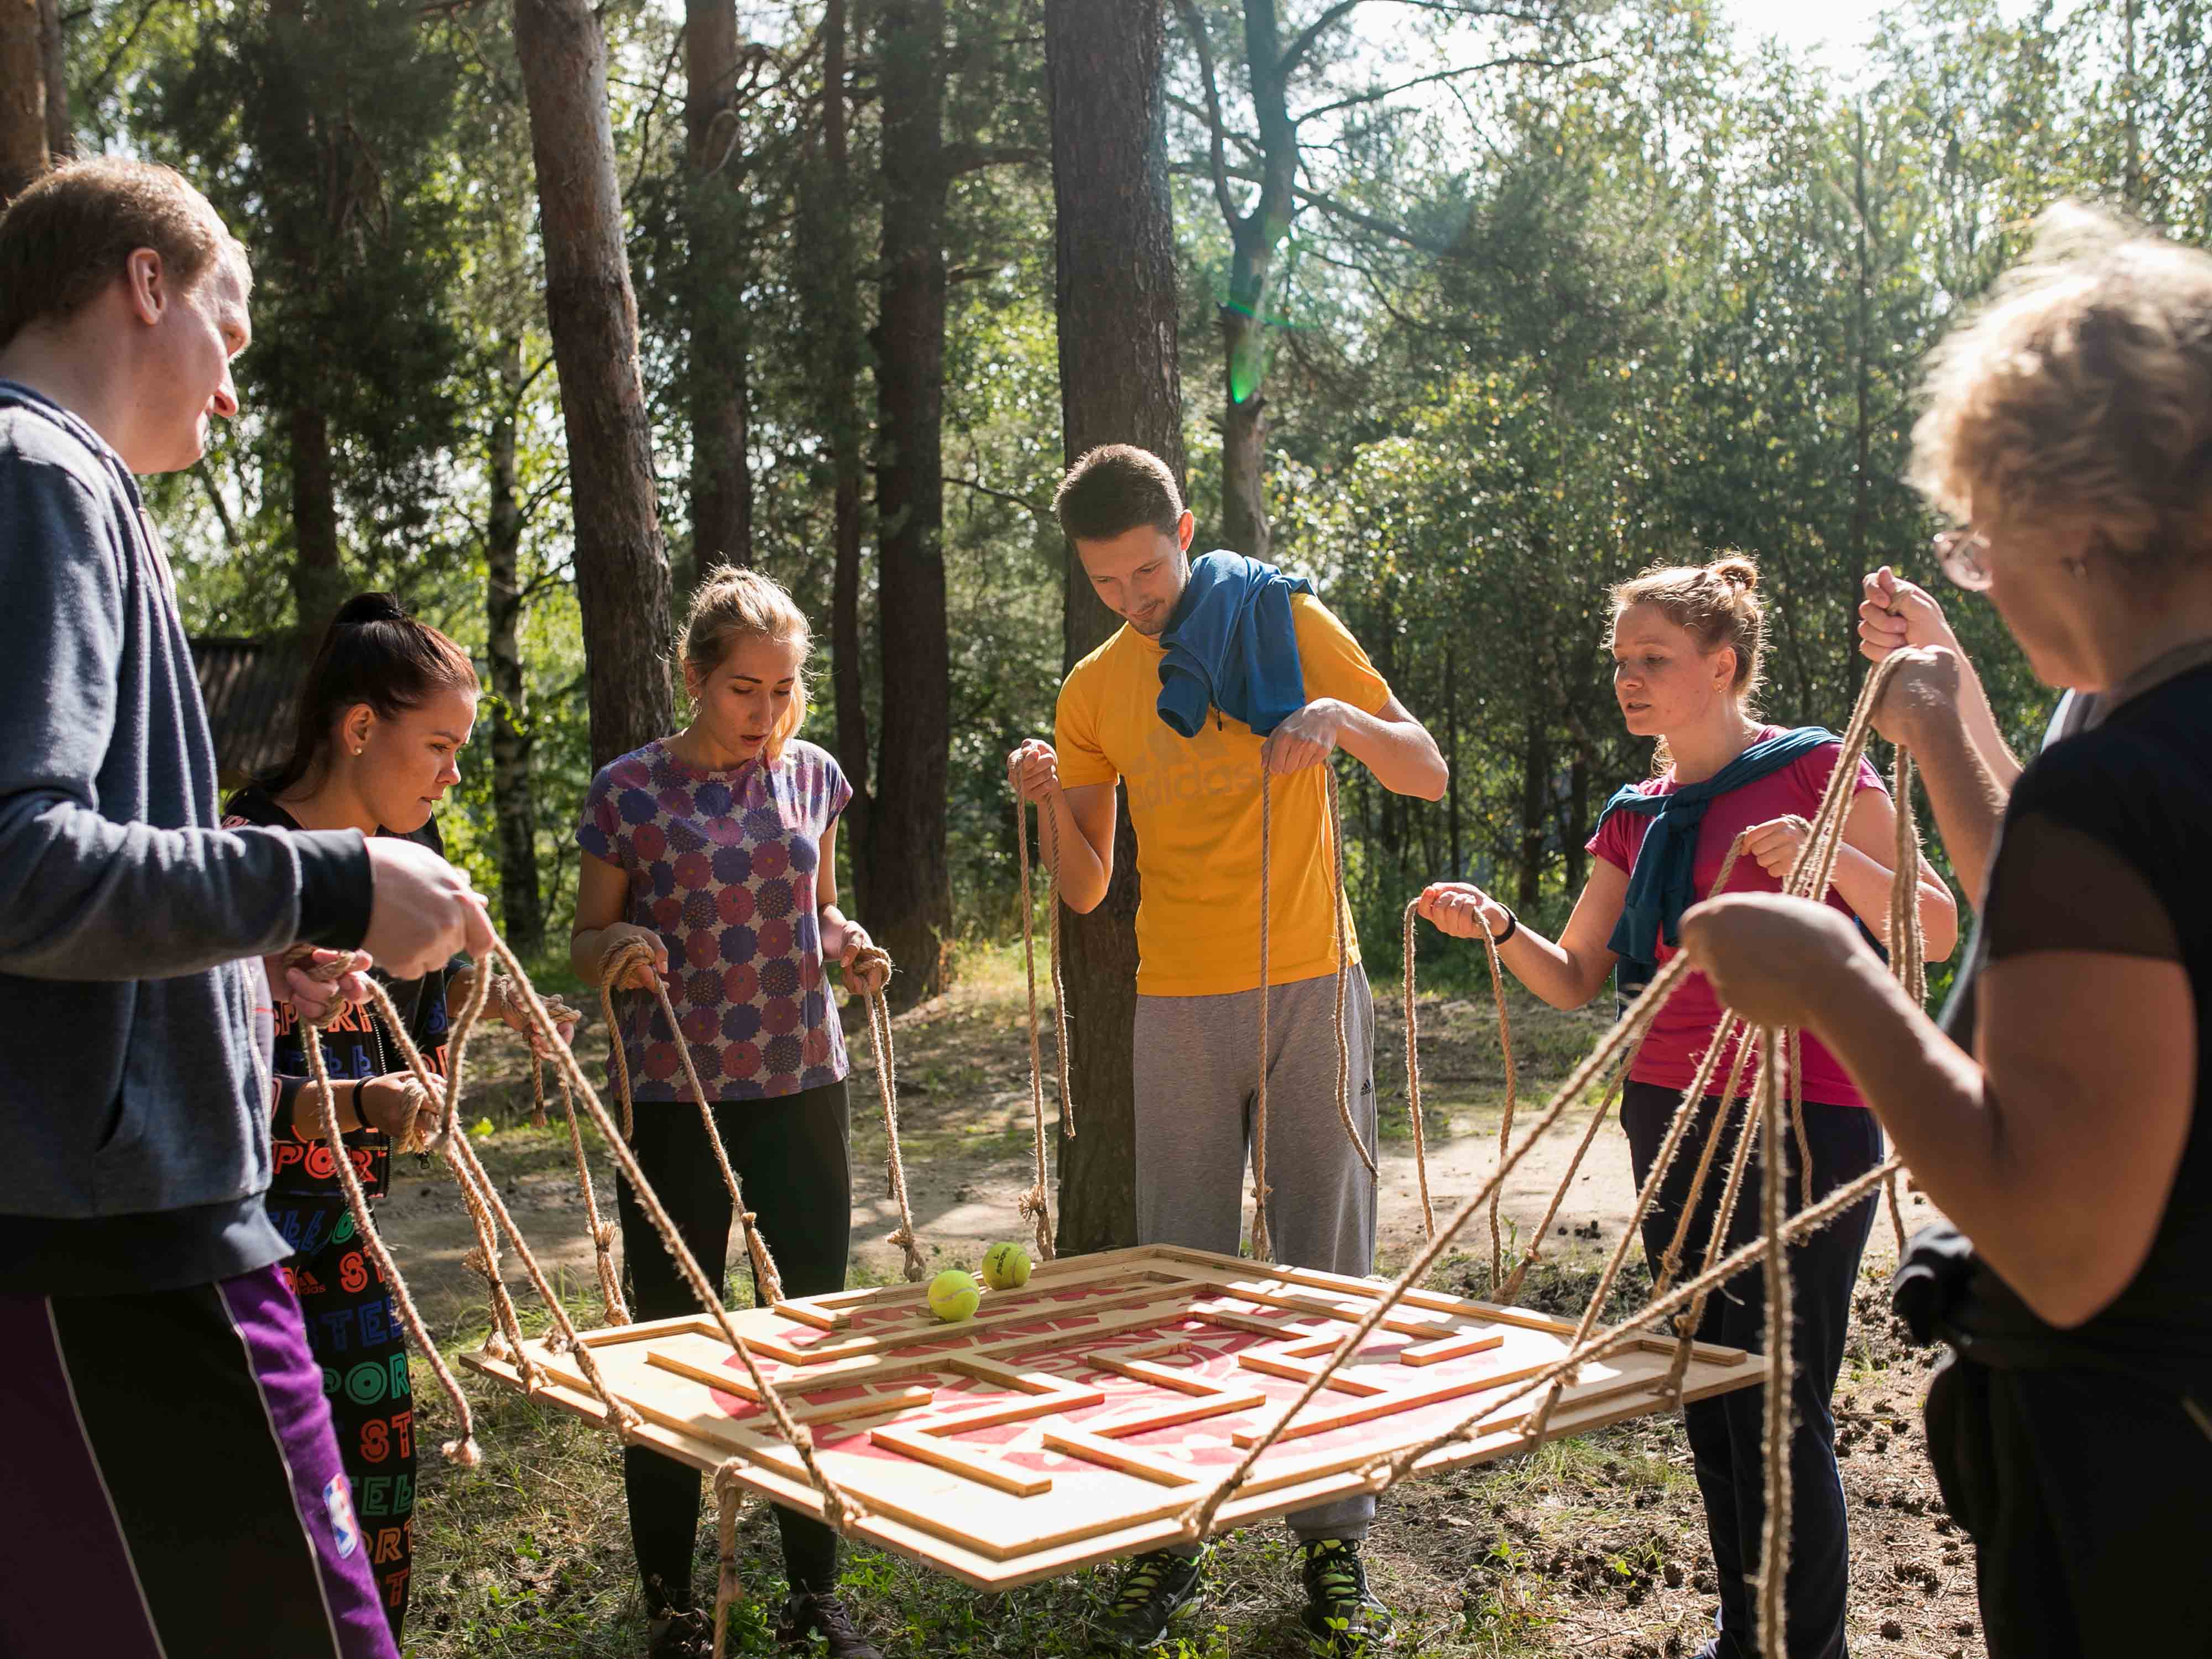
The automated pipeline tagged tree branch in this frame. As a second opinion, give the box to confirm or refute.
[943,474,1047,519]
[1173,160,1457,254]
[193,458,240,550]
[1165,91,1264,164]
[1170,0,1241,229]
[84,0,168,105]
[1280,0,1361,79]
[1295,53,1604,124]
[942,142,1044,176]
[625,25,688,200]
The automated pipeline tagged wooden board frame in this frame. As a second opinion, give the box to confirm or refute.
[462,1243,1755,1589]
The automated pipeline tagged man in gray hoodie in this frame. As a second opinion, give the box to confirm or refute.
[0,159,491,1659]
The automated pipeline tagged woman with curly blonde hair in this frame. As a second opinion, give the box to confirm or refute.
[1683,204,2212,1657]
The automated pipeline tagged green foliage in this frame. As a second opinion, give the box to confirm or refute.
[60,0,2210,971]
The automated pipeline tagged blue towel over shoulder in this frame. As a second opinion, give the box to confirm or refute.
[1155,550,1314,738]
[1599,724,1839,988]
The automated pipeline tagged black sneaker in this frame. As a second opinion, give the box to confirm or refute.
[1094,1547,1208,1648]
[776,1590,883,1658]
[648,1610,714,1659]
[1298,1538,1395,1653]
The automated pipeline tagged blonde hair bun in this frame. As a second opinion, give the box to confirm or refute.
[1707,555,1759,592]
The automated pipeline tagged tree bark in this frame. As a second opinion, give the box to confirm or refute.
[1046,0,1185,1254]
[513,0,676,768]
[1185,0,1298,558]
[288,401,347,637]
[870,0,952,1005]
[813,0,872,909]
[487,335,543,956]
[684,0,753,586]
[38,0,66,164]
[2,0,51,201]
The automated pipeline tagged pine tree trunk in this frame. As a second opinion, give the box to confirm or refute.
[815,0,872,910]
[39,0,67,165]
[288,401,347,637]
[870,0,952,1005]
[487,336,543,956]
[684,0,753,585]
[513,0,676,768]
[1045,0,1185,1254]
[2,0,51,202]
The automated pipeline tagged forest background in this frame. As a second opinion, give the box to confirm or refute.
[5,0,2206,1238]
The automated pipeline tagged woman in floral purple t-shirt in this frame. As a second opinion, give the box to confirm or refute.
[571,568,887,1659]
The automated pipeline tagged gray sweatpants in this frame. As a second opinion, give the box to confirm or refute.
[1133,967,1380,1543]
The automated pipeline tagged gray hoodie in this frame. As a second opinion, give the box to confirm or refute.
[0,382,372,1294]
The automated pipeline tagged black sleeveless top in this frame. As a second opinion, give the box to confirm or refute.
[1954,664,2212,1387]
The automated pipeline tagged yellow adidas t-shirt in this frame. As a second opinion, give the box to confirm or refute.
[1055,592,1392,997]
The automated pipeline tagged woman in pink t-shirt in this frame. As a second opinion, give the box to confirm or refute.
[1418,556,1957,1659]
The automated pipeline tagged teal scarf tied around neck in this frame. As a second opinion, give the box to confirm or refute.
[1599,725,1839,999]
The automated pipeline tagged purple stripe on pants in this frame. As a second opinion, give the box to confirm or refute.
[217,1265,399,1659]
[0,1267,398,1659]
[0,1291,166,1659]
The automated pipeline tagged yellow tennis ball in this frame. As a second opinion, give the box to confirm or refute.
[927,1269,980,1323]
[980,1240,1031,1291]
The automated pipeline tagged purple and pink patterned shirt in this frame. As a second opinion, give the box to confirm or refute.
[576,737,853,1101]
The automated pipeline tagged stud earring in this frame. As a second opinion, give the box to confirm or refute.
[352,747,363,757]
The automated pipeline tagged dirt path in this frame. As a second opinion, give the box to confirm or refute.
[385,960,1943,1321]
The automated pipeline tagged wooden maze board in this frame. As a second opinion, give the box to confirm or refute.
[462,1244,1757,1588]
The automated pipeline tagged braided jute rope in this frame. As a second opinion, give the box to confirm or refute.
[852,943,929,1283]
[1250,765,1370,1264]
[486,935,867,1531]
[1397,888,1516,1261]
[1177,944,1695,1542]
[1755,1026,1795,1648]
[599,938,786,1305]
[1254,772,1275,1262]
[1006,758,1067,1263]
[280,946,482,1466]
[1185,662,1926,1657]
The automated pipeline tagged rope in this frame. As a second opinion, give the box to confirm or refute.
[1354,1151,1906,1488]
[555,1058,629,1325]
[1755,1028,1794,1653]
[1006,759,1062,1263]
[1399,900,1438,1243]
[279,945,483,1467]
[1324,767,1375,1180]
[1495,1058,1626,1305]
[852,943,928,1282]
[599,940,786,1306]
[1190,660,1928,1593]
[1253,770,1275,1262]
[1885,742,1928,1254]
[487,936,867,1531]
[713,1460,745,1659]
[1176,945,1695,1542]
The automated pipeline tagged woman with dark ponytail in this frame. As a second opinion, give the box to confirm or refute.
[225,593,566,1640]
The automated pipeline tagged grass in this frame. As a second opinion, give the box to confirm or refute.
[392,945,1970,1659]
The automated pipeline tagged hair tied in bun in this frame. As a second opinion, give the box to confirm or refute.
[1708,556,1759,592]
[332,592,411,628]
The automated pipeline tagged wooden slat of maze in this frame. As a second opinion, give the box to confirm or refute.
[462,1244,1757,1588]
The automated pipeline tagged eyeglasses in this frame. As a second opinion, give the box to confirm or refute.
[1933,527,1994,591]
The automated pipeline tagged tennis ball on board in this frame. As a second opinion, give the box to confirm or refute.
[928,1268,981,1323]
[980,1240,1032,1291]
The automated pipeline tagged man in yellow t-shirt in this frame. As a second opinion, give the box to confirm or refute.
[1008,445,1447,1655]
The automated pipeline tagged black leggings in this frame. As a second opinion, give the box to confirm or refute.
[615,1080,853,1615]
[1622,1082,1881,1659]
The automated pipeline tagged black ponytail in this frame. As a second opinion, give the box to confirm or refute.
[258,593,479,797]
